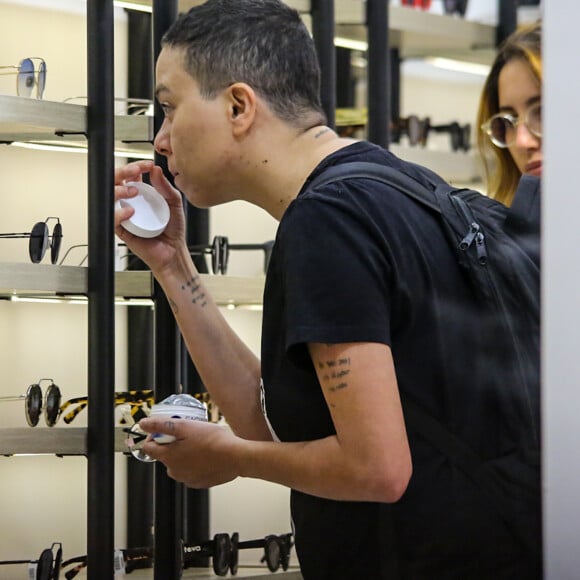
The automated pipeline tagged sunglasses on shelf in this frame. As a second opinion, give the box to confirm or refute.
[62,96,153,115]
[189,235,274,275]
[0,57,46,98]
[0,542,62,580]
[60,547,151,579]
[443,0,469,16]
[431,121,472,152]
[401,0,432,9]
[0,379,61,427]
[392,115,431,147]
[58,389,155,425]
[237,533,294,573]
[0,217,63,264]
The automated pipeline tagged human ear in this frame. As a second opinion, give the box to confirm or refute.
[227,83,256,135]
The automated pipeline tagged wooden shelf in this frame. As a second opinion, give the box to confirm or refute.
[0,427,129,456]
[335,3,496,63]
[0,263,264,306]
[0,95,152,156]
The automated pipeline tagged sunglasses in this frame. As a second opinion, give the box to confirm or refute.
[62,96,153,115]
[443,0,469,16]
[481,102,542,149]
[60,547,152,579]
[58,389,155,426]
[401,0,432,8]
[0,379,62,427]
[0,217,63,264]
[0,542,62,580]
[189,235,274,275]
[431,121,472,152]
[392,115,431,147]
[0,57,46,98]
[237,533,294,573]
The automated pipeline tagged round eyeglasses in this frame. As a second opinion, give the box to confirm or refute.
[481,102,542,148]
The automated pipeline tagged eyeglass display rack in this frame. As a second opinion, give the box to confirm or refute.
[0,1,500,579]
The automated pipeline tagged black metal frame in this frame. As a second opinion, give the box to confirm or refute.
[86,1,116,578]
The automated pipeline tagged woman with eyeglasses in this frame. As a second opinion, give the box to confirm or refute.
[478,21,542,206]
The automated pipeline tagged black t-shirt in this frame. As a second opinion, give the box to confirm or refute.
[261,142,540,579]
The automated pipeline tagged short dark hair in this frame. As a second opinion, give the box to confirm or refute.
[162,0,327,127]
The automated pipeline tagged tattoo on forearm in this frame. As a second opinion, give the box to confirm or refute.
[317,356,351,392]
[181,275,207,308]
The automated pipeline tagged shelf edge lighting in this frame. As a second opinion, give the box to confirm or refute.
[10,142,155,160]
[113,1,152,13]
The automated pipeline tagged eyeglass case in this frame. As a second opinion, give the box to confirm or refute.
[116,181,170,238]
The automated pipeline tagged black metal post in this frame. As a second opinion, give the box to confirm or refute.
[126,7,155,554]
[389,47,401,143]
[311,0,336,129]
[366,0,390,148]
[497,0,518,46]
[152,2,183,579]
[86,0,115,578]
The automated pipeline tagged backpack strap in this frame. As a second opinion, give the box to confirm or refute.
[307,160,448,214]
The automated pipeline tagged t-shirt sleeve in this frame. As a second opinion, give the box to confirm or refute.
[277,187,394,356]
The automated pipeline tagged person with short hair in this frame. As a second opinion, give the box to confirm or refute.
[114,1,541,578]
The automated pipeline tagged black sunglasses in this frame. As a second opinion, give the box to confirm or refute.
[443,0,469,16]
[0,542,62,580]
[190,235,274,275]
[0,379,61,427]
[431,121,472,152]
[0,217,62,264]
[60,546,152,579]
[237,533,294,573]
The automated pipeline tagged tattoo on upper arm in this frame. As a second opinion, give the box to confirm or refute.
[180,275,207,308]
[317,356,351,393]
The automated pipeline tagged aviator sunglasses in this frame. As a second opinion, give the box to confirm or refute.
[0,217,63,264]
[0,57,46,98]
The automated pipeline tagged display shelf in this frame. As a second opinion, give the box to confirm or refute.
[70,566,302,579]
[0,263,264,306]
[0,427,129,456]
[335,3,496,63]
[0,95,152,156]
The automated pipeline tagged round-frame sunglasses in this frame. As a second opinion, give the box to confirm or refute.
[0,216,62,264]
[0,57,46,98]
[0,542,62,580]
[0,379,61,427]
